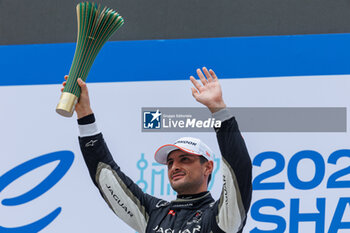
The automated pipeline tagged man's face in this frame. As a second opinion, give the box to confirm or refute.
[166,150,212,195]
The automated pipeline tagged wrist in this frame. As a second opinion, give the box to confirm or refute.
[208,101,226,113]
[76,108,93,119]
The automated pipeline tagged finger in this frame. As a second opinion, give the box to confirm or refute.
[190,76,202,91]
[191,87,199,99]
[77,78,85,86]
[62,81,66,86]
[196,68,207,86]
[61,87,64,92]
[203,67,213,82]
[64,75,68,80]
[77,78,88,93]
[209,69,218,81]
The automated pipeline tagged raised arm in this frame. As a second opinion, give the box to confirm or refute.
[190,68,252,233]
[61,77,162,232]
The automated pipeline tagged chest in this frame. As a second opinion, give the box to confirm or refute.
[147,208,211,233]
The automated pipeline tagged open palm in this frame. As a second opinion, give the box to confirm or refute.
[190,67,226,113]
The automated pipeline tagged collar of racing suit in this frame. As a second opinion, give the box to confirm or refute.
[170,191,214,210]
[176,191,209,200]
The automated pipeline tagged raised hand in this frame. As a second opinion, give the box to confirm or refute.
[190,67,226,113]
[61,76,93,119]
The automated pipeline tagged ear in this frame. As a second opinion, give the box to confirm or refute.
[204,160,214,176]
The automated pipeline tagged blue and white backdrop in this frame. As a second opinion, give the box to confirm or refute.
[0,34,350,233]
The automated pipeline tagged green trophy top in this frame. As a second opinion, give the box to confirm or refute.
[63,1,124,98]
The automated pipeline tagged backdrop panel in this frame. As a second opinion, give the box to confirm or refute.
[0,35,349,233]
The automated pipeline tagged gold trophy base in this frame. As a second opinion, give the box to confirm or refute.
[56,92,78,117]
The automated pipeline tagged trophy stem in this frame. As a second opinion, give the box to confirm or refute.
[56,92,78,117]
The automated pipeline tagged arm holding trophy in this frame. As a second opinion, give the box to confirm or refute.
[61,75,164,232]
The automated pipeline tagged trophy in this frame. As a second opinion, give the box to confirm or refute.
[56,2,124,117]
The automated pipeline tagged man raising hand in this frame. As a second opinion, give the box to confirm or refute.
[63,67,252,232]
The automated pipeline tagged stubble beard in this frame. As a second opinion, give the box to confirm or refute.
[170,176,202,195]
